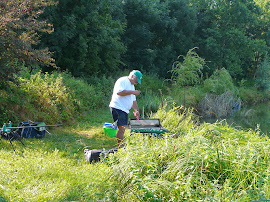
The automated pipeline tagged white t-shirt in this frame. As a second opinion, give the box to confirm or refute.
[109,76,136,113]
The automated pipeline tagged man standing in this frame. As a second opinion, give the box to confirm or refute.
[109,70,143,147]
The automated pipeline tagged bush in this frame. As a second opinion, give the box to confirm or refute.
[137,90,163,118]
[137,74,169,117]
[171,48,205,87]
[204,68,237,95]
[255,55,270,91]
[238,86,270,104]
[0,71,78,124]
[62,73,110,112]
[170,86,206,108]
[152,104,199,135]
[139,74,167,95]
[18,71,76,123]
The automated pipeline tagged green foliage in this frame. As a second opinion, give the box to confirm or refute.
[204,68,237,95]
[122,0,197,78]
[170,86,206,108]
[153,104,199,134]
[0,72,76,124]
[137,90,163,117]
[140,74,167,94]
[136,74,169,116]
[0,70,80,124]
[238,86,270,104]
[193,0,269,79]
[41,0,126,77]
[0,69,172,125]
[83,75,115,105]
[0,0,56,84]
[255,55,270,91]
[171,48,205,87]
[18,71,76,123]
[62,73,115,112]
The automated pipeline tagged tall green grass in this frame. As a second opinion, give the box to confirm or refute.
[106,106,270,201]
[1,101,270,201]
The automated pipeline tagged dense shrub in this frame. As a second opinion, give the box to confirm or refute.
[61,73,110,112]
[204,68,237,95]
[255,55,270,91]
[137,74,168,117]
[18,71,76,124]
[0,69,174,124]
[0,72,76,124]
[170,86,206,108]
[238,86,270,104]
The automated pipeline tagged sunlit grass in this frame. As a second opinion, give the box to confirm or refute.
[1,106,270,201]
[0,108,117,201]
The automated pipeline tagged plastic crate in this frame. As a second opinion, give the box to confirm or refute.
[104,127,117,137]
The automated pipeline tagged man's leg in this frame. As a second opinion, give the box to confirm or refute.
[116,125,126,147]
[110,108,128,148]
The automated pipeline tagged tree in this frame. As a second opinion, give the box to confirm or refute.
[171,48,205,87]
[122,0,197,78]
[41,0,126,77]
[0,0,56,84]
[192,0,268,80]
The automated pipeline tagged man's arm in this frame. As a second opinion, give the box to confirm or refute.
[132,101,140,118]
[117,90,140,96]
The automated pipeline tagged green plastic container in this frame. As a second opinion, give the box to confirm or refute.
[104,127,117,137]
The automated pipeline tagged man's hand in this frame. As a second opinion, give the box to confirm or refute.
[133,110,140,119]
[133,90,140,96]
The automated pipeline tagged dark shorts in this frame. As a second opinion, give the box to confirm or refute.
[110,107,128,126]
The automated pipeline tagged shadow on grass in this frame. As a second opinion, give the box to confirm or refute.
[0,108,119,201]
[0,126,118,161]
[0,107,117,159]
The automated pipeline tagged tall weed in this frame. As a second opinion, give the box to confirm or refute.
[136,74,170,117]
[61,73,107,111]
[18,72,76,123]
[170,47,205,87]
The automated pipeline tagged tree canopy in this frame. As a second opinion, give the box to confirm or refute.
[0,0,56,84]
[41,0,126,77]
[2,0,270,82]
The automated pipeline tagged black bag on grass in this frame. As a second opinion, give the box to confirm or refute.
[84,148,118,163]
[16,121,46,138]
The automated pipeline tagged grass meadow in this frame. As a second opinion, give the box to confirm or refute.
[0,108,118,201]
[1,106,270,201]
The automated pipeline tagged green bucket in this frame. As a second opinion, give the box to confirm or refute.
[104,127,117,137]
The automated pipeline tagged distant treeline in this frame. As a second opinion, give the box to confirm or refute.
[1,0,270,82]
[40,0,270,80]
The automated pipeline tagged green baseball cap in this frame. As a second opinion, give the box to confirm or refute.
[132,70,143,84]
